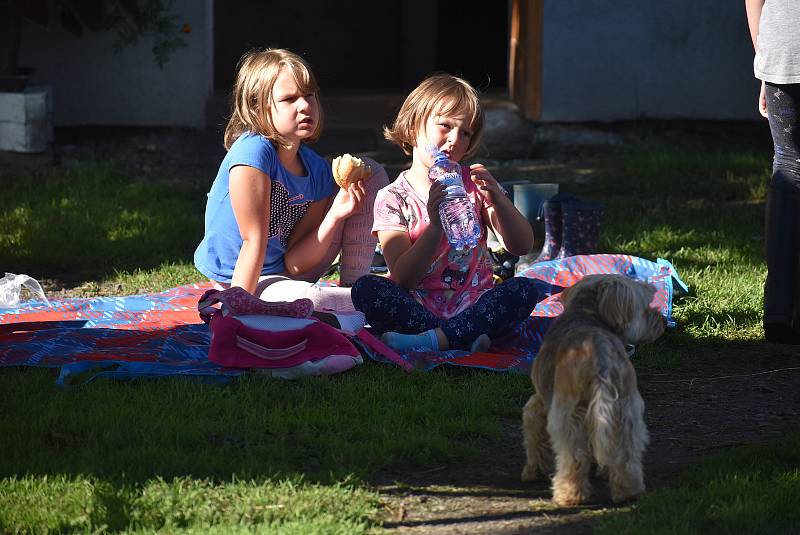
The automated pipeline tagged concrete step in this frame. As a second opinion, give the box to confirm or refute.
[205,91,403,131]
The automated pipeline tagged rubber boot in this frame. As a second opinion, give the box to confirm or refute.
[555,199,604,259]
[532,199,563,263]
[763,185,800,344]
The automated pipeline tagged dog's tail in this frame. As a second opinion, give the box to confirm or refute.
[546,342,599,464]
[586,350,649,472]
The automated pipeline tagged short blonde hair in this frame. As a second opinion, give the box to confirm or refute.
[384,73,483,159]
[224,48,323,150]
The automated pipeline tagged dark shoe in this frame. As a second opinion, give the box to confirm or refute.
[764,322,800,345]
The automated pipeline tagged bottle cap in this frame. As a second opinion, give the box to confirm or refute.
[426,143,448,164]
[432,149,449,165]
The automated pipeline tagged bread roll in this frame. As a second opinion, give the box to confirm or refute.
[332,153,372,188]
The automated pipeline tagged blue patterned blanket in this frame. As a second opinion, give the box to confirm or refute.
[0,255,686,384]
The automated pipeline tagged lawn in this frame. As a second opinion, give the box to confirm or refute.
[1,137,797,533]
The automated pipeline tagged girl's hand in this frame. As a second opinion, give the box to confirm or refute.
[469,164,507,206]
[427,180,446,228]
[329,181,366,220]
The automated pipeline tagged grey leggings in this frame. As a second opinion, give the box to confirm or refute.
[763,83,800,326]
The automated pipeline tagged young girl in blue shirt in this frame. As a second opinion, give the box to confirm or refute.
[194,48,388,310]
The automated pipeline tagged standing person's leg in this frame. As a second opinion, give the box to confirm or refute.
[439,277,541,350]
[763,83,800,344]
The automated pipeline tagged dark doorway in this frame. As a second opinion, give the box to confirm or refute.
[435,1,508,90]
[214,1,404,92]
[214,1,509,93]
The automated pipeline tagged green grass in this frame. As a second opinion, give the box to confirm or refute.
[595,431,800,535]
[0,368,528,483]
[0,365,530,533]
[0,474,380,534]
[0,159,205,292]
[587,147,771,357]
[0,141,791,532]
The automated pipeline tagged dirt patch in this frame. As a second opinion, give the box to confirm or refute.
[372,345,800,534]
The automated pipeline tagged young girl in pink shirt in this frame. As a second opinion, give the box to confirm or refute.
[351,74,541,352]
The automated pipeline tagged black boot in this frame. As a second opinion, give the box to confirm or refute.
[763,185,800,344]
[556,199,605,259]
[533,199,563,263]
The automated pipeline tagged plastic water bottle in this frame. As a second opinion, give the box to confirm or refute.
[428,149,481,251]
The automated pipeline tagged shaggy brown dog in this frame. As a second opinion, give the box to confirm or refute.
[521,274,665,505]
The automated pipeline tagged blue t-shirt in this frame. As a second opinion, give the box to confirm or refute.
[194,133,335,282]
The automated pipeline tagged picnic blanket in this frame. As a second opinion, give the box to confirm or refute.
[0,255,686,384]
[0,282,226,386]
[380,254,687,372]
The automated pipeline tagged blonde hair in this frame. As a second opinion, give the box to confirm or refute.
[224,48,323,150]
[384,73,483,159]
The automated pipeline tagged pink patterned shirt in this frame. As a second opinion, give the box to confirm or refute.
[372,170,495,319]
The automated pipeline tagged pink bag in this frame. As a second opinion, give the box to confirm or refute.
[199,288,362,378]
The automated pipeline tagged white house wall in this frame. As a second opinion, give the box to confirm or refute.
[19,0,212,127]
[540,1,761,121]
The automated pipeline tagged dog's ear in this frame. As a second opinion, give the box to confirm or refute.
[596,277,637,333]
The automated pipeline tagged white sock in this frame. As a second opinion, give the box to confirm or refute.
[381,329,440,352]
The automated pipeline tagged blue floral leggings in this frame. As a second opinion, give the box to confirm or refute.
[351,275,542,349]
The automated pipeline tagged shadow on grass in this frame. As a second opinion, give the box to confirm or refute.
[4,328,793,486]
[634,327,800,378]
[0,364,533,487]
[0,160,205,287]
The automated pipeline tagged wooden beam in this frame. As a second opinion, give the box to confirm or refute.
[509,0,542,121]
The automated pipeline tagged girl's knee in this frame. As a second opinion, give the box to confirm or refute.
[353,273,380,290]
[351,274,384,307]
[256,277,311,301]
[504,275,537,292]
[506,276,542,304]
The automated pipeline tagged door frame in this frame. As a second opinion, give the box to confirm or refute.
[509,0,543,120]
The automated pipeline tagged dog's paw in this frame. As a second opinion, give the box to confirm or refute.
[521,463,542,482]
[552,477,592,506]
[552,486,590,507]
